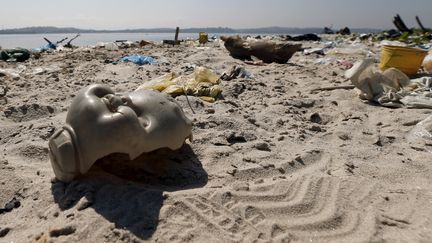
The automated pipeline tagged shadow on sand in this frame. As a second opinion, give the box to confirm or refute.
[51,144,207,240]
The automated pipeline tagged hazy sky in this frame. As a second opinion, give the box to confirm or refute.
[2,0,432,30]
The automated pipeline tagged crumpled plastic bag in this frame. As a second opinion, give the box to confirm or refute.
[136,67,222,102]
[346,59,432,109]
[119,55,156,65]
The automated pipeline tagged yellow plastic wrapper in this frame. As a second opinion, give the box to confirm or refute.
[136,67,222,102]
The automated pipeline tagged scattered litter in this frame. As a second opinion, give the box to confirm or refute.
[422,50,432,73]
[286,33,321,42]
[303,48,325,55]
[379,40,407,47]
[199,32,208,44]
[0,48,30,62]
[105,42,119,51]
[136,67,222,102]
[380,45,427,75]
[117,55,157,65]
[221,66,254,81]
[48,84,192,182]
[345,59,432,108]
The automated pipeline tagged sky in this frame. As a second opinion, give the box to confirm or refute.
[1,0,432,30]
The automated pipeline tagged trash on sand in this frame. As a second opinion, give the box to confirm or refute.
[422,50,432,73]
[407,114,432,153]
[163,27,181,45]
[33,36,73,52]
[139,40,152,47]
[303,48,325,55]
[380,45,427,76]
[220,35,302,64]
[105,42,119,51]
[199,32,208,44]
[221,66,254,81]
[0,48,30,62]
[48,84,193,182]
[345,59,432,108]
[286,33,321,42]
[0,65,26,78]
[136,67,222,102]
[379,40,407,47]
[118,55,157,65]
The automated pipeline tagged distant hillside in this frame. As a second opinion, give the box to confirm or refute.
[0,26,382,35]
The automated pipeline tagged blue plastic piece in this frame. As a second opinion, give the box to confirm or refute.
[119,55,157,65]
[33,43,57,53]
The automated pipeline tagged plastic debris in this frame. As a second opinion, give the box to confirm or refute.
[380,45,427,75]
[48,84,192,182]
[303,48,325,55]
[422,50,432,73]
[136,67,222,102]
[221,66,254,81]
[118,55,157,65]
[0,48,31,62]
[345,59,432,108]
[408,114,432,154]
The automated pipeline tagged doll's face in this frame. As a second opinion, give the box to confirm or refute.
[49,84,192,182]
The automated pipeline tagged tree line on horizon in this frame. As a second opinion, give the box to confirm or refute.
[0,26,381,35]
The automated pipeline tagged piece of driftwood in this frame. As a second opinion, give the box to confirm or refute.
[220,35,302,64]
[415,16,428,32]
[163,27,181,45]
[64,34,80,48]
[310,85,355,92]
[393,14,412,33]
[322,27,334,34]
[43,37,69,48]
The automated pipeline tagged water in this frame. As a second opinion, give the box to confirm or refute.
[0,32,262,49]
[0,33,204,49]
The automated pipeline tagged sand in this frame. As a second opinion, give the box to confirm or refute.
[0,38,432,243]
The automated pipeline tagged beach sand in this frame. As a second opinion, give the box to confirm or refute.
[0,38,432,242]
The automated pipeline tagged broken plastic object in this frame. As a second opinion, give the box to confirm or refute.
[380,45,427,75]
[199,32,208,44]
[136,67,222,102]
[48,84,192,182]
